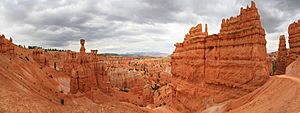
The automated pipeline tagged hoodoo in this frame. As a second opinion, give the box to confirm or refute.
[275,35,287,75]
[0,35,15,54]
[288,20,300,65]
[30,38,110,94]
[170,1,270,112]
[80,39,86,53]
[68,39,109,94]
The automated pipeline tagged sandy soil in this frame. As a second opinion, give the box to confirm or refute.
[225,75,300,113]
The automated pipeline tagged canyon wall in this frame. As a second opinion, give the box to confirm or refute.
[170,1,270,112]
[288,20,300,65]
[275,35,287,75]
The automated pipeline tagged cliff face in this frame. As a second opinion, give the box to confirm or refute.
[170,1,270,112]
[275,35,287,75]
[288,20,300,65]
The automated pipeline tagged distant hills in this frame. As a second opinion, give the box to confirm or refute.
[100,52,170,57]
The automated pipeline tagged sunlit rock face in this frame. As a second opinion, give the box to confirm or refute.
[275,35,287,75]
[66,39,110,94]
[288,20,300,65]
[170,1,270,112]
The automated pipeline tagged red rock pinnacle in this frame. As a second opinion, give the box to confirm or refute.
[275,35,287,75]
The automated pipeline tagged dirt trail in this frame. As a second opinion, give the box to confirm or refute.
[220,75,300,113]
[278,75,300,84]
[201,75,300,113]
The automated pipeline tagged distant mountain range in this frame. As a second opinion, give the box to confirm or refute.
[100,52,170,57]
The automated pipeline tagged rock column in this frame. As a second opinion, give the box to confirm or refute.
[275,35,287,75]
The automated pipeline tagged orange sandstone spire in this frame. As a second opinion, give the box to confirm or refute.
[9,37,13,43]
[80,39,86,53]
[205,24,208,33]
[251,1,256,9]
[275,35,287,75]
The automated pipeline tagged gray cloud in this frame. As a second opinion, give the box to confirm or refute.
[0,0,299,53]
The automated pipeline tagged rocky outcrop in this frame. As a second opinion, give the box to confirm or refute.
[0,34,15,55]
[275,35,287,75]
[30,39,110,94]
[288,20,300,65]
[32,48,48,67]
[67,39,110,94]
[170,1,270,112]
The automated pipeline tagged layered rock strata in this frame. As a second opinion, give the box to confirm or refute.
[170,1,270,112]
[67,39,110,94]
[288,20,300,65]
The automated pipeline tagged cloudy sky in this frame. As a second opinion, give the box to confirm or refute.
[0,0,299,54]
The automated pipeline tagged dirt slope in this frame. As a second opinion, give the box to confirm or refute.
[200,57,300,113]
[286,57,300,78]
[223,75,300,113]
